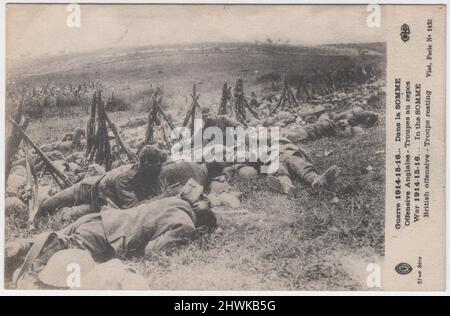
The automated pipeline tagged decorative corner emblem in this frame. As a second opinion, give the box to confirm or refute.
[400,24,411,42]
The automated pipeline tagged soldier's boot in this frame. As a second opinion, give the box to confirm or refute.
[311,165,341,189]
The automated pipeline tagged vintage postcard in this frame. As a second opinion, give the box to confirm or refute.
[2,3,446,293]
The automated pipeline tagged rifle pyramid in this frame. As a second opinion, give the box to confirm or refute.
[7,117,72,189]
[86,90,136,170]
[182,84,201,137]
[270,76,300,114]
[145,88,176,149]
[218,77,260,124]
[218,82,234,116]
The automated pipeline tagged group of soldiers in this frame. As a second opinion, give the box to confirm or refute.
[249,64,379,114]
[294,64,378,103]
[5,74,381,289]
[6,81,104,117]
[7,81,101,102]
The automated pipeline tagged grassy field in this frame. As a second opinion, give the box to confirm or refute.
[6,42,385,290]
[126,118,385,291]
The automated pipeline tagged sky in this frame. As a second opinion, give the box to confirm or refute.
[6,4,386,58]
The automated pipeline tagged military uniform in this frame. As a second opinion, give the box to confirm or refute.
[329,107,379,128]
[41,128,85,157]
[282,118,336,144]
[159,161,209,189]
[37,164,147,217]
[203,114,244,132]
[37,161,211,218]
[8,196,216,288]
[284,108,379,144]
[267,141,340,194]
[61,197,201,260]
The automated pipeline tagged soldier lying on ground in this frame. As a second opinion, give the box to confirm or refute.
[199,107,246,146]
[202,100,377,144]
[282,107,379,144]
[36,145,224,220]
[41,128,86,156]
[11,150,65,171]
[326,106,379,128]
[265,137,340,194]
[6,179,217,289]
[203,113,244,130]
[36,145,168,218]
[199,110,340,194]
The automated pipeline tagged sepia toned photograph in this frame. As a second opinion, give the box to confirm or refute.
[2,3,445,293]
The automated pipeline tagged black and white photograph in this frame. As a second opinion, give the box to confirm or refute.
[2,3,445,294]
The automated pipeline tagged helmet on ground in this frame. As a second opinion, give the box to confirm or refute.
[39,249,96,288]
[238,166,259,179]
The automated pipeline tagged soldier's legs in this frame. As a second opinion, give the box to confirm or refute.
[284,155,340,189]
[37,177,99,219]
[37,182,83,217]
[266,162,295,194]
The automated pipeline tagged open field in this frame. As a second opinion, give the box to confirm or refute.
[8,43,385,118]
[6,42,385,290]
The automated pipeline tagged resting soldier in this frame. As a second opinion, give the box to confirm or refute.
[36,145,224,219]
[36,145,168,218]
[283,108,379,144]
[203,113,244,131]
[199,108,340,194]
[41,128,86,157]
[6,180,216,288]
[266,137,340,194]
[327,107,379,128]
